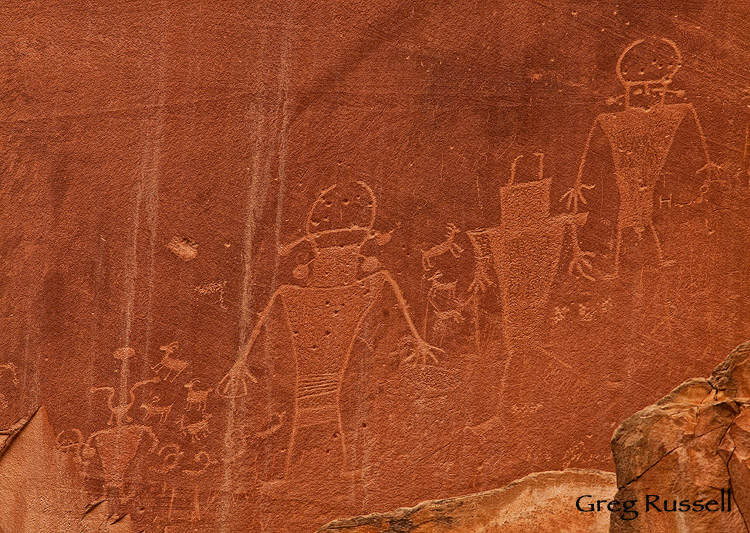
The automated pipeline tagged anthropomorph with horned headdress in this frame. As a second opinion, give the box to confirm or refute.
[217,180,441,476]
[562,37,720,278]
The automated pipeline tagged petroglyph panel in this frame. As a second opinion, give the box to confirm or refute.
[2,1,750,530]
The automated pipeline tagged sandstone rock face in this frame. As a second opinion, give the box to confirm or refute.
[0,408,132,533]
[610,342,750,532]
[318,469,616,532]
[3,1,750,530]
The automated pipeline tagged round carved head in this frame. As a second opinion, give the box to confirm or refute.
[305,181,377,250]
[616,37,682,87]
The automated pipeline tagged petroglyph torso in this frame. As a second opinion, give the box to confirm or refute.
[597,103,690,231]
[279,272,386,424]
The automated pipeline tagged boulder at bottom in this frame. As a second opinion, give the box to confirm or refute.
[610,341,750,532]
[317,468,616,532]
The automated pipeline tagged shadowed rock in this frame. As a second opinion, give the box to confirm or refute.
[317,469,615,532]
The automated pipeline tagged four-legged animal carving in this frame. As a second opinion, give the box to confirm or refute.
[421,223,463,269]
[151,341,189,382]
[184,379,212,412]
[178,413,213,443]
[140,396,173,425]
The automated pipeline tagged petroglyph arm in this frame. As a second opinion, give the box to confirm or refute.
[216,289,283,398]
[686,104,722,186]
[561,121,599,213]
[380,271,444,365]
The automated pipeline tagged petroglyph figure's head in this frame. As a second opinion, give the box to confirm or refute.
[615,38,684,109]
[282,181,389,287]
[306,181,377,249]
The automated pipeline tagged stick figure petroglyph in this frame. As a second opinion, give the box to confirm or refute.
[217,180,442,477]
[563,37,720,278]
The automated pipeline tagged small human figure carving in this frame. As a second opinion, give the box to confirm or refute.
[217,180,442,476]
[184,379,212,412]
[151,341,189,382]
[563,37,720,278]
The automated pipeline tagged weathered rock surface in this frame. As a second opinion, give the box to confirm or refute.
[610,341,750,532]
[318,469,616,532]
[0,407,132,533]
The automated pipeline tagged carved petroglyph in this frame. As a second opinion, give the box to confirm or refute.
[178,413,212,443]
[470,153,588,350]
[90,376,160,426]
[73,348,162,502]
[152,443,184,475]
[422,269,469,345]
[421,222,463,270]
[567,37,719,278]
[184,379,212,413]
[218,181,441,476]
[82,424,158,502]
[151,341,189,382]
[140,396,173,425]
[195,280,227,309]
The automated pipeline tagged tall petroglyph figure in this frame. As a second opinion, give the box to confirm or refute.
[217,181,441,477]
[563,37,720,278]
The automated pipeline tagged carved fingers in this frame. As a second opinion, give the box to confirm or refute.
[568,250,596,282]
[216,365,258,399]
[403,339,444,367]
[560,182,595,212]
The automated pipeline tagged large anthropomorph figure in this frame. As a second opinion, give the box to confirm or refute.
[563,37,720,278]
[217,180,441,478]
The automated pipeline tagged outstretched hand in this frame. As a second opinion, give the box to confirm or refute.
[560,182,595,212]
[216,363,258,398]
[568,248,596,281]
[399,337,444,367]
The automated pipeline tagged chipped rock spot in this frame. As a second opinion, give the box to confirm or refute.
[166,236,198,261]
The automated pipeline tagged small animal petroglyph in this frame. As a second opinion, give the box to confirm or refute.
[140,396,173,425]
[151,341,189,382]
[167,236,198,261]
[184,379,212,412]
[421,223,463,270]
[178,413,213,443]
[427,270,457,301]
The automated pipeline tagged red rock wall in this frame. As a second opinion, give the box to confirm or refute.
[1,1,750,530]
